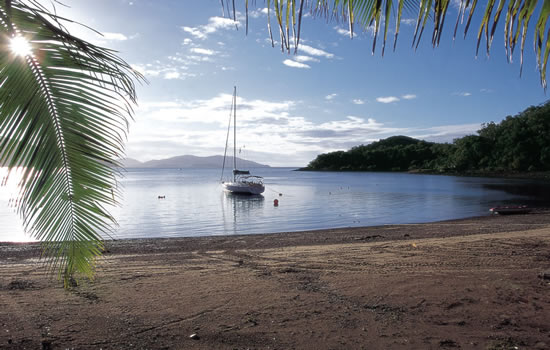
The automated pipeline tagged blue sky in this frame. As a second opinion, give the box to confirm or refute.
[53,0,548,166]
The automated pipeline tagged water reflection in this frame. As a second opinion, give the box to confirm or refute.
[221,192,265,235]
[2,168,550,242]
[0,167,33,242]
[481,181,550,207]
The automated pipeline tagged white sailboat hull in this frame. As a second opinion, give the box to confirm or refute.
[221,86,265,195]
[222,182,265,195]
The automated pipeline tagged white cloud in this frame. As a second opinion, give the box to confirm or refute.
[190,47,216,55]
[182,26,205,39]
[164,71,181,80]
[186,55,213,62]
[294,55,320,63]
[352,99,365,105]
[127,95,397,166]
[209,16,239,29]
[182,16,239,40]
[127,93,482,167]
[168,54,210,64]
[283,59,310,69]
[131,64,162,77]
[102,32,128,41]
[401,18,417,26]
[132,63,195,80]
[137,93,295,125]
[415,123,481,142]
[450,0,471,10]
[297,44,334,58]
[138,101,181,110]
[183,38,192,45]
[99,32,136,41]
[453,92,472,97]
[376,96,400,103]
[334,26,351,37]
[132,46,221,81]
[249,8,267,18]
[325,93,338,100]
[167,55,185,63]
[401,94,417,100]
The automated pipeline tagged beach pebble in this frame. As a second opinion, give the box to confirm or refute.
[539,271,550,280]
[189,333,200,340]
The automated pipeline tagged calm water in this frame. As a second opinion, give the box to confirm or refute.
[1,168,550,242]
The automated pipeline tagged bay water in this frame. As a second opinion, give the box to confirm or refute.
[1,167,549,242]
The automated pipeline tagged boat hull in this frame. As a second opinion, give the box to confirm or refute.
[222,182,265,195]
[489,206,531,215]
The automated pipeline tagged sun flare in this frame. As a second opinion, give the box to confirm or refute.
[10,36,32,57]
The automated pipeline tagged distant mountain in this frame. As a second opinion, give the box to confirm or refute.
[119,158,143,168]
[120,155,269,169]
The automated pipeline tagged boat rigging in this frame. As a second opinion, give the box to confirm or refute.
[220,86,265,195]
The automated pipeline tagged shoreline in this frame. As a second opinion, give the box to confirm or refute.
[2,209,550,260]
[2,211,550,349]
[297,167,550,181]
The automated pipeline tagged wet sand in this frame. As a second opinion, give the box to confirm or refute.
[1,212,550,349]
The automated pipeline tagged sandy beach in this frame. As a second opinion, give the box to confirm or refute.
[1,212,550,349]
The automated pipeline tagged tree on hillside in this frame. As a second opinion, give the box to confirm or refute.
[482,102,550,170]
[452,135,491,170]
[3,0,550,285]
[305,101,550,173]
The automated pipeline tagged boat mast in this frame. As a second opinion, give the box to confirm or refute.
[233,86,237,182]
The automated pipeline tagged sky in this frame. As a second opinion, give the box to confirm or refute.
[46,0,549,167]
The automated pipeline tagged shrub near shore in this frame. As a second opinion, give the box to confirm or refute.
[303,101,550,175]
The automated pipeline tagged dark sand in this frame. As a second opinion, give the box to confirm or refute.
[1,211,550,349]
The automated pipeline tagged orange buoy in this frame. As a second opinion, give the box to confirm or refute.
[274,199,279,206]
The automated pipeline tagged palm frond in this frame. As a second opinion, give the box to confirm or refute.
[235,0,550,88]
[0,0,143,286]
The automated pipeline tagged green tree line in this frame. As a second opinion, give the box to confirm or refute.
[304,101,550,173]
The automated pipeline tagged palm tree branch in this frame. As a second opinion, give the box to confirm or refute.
[0,0,143,286]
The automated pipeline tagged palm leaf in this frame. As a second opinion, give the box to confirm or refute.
[237,0,550,88]
[0,0,143,286]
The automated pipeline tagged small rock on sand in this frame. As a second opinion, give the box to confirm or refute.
[189,333,200,340]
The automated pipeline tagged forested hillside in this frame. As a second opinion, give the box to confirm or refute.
[304,101,550,173]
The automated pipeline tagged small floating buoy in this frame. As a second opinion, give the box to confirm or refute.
[274,199,279,206]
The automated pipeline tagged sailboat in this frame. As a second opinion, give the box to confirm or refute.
[221,86,265,195]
